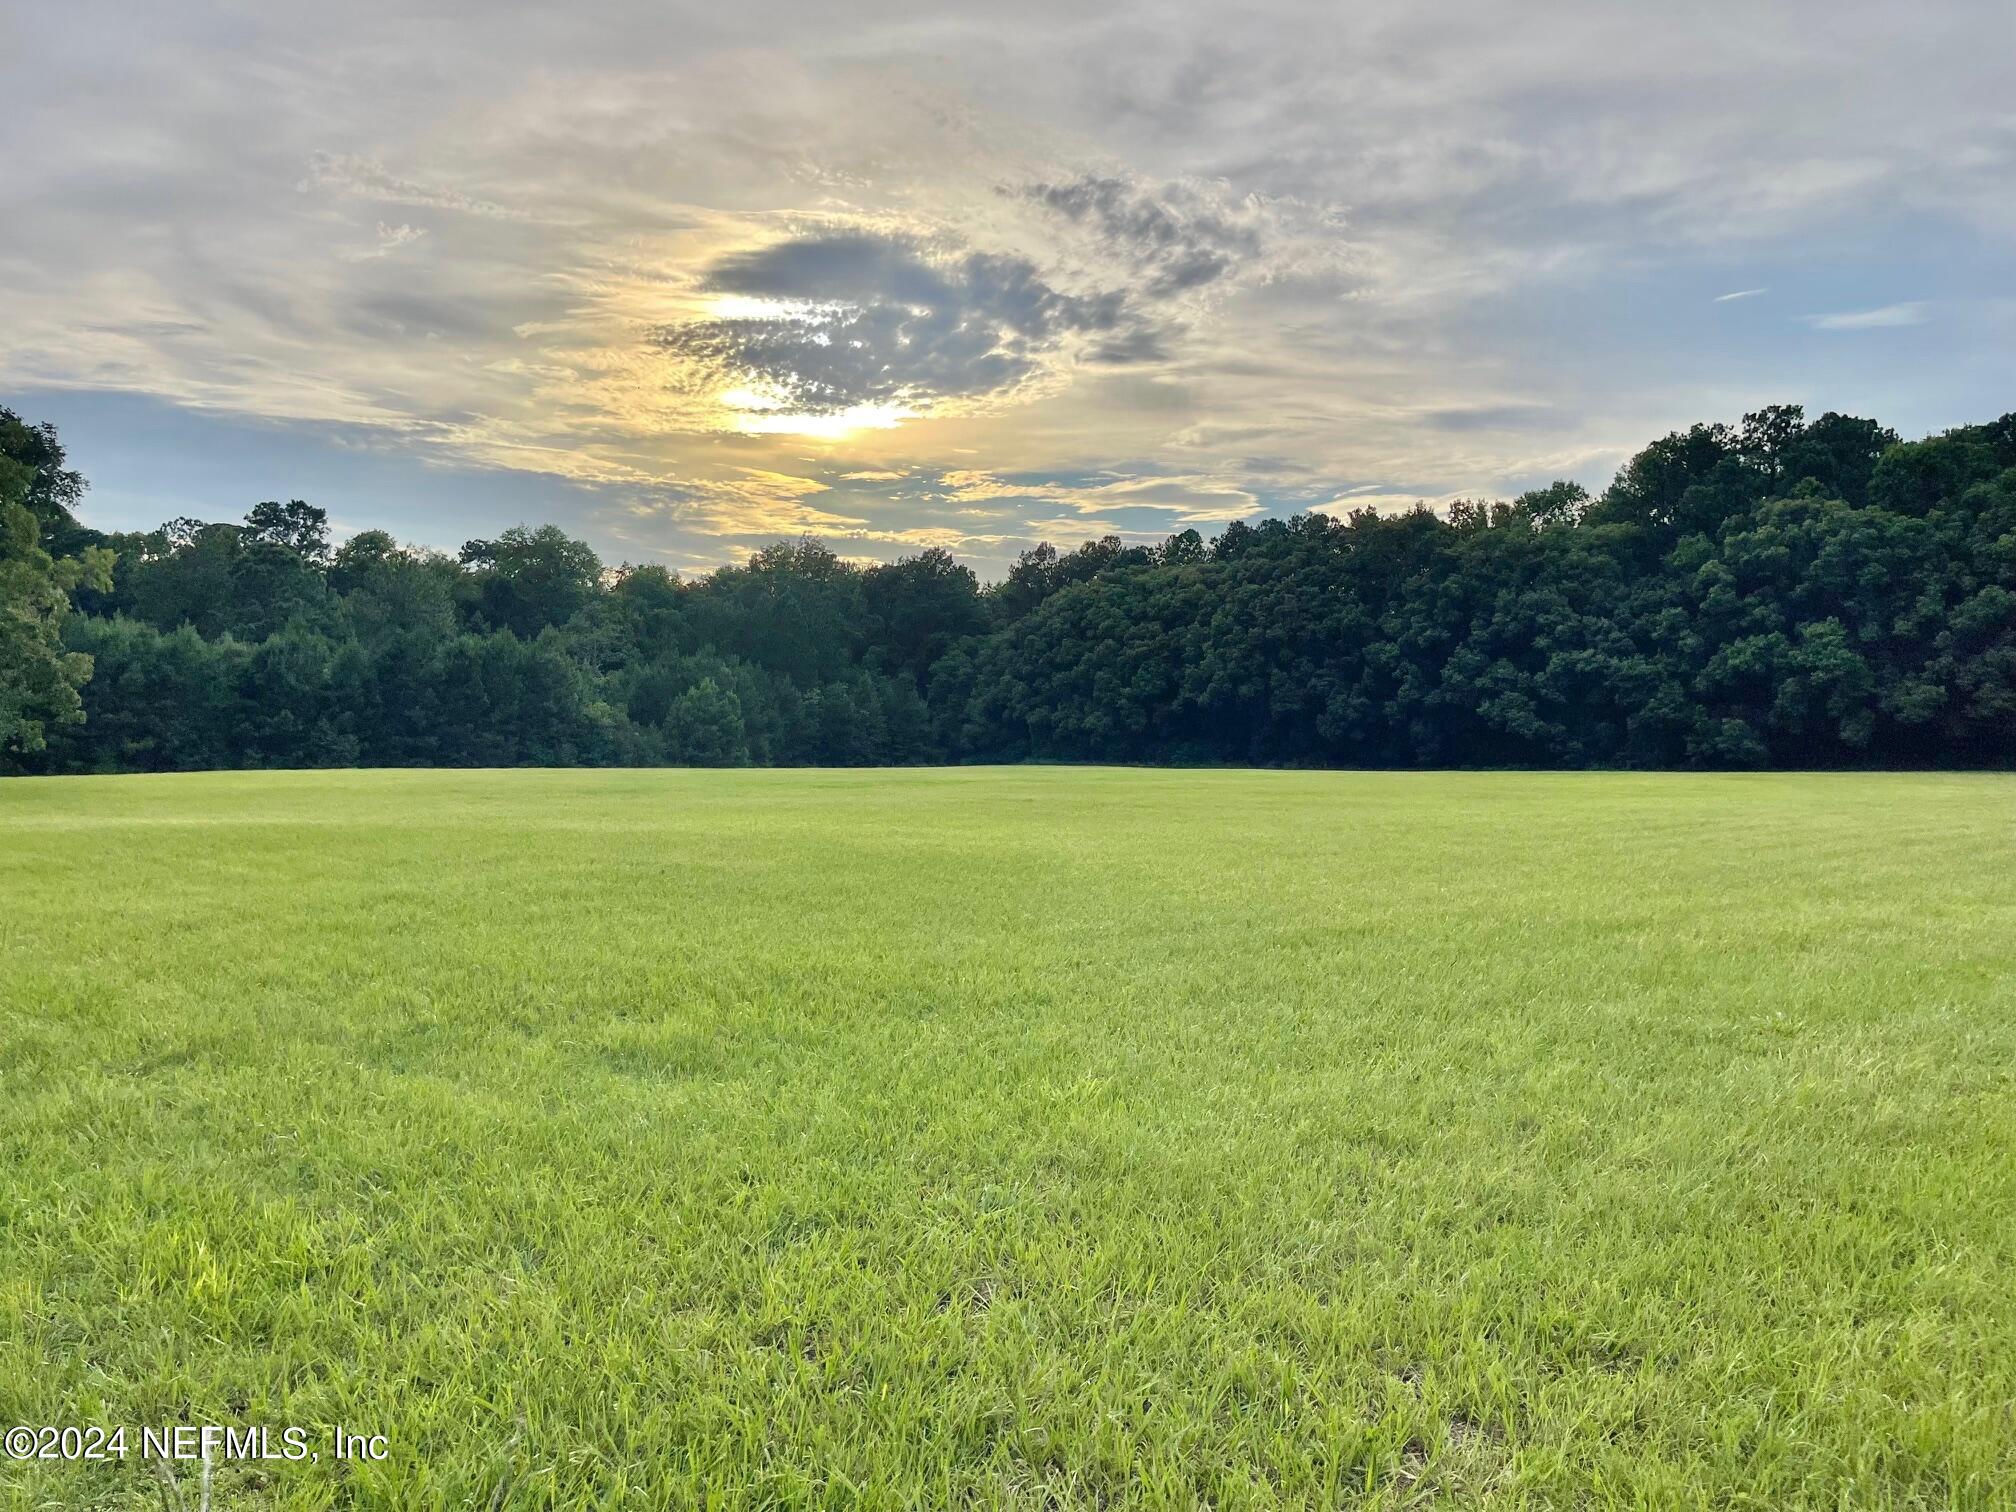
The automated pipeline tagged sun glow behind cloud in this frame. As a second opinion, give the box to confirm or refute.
[704,294,840,323]
[724,396,914,438]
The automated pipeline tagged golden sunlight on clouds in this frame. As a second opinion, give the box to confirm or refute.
[727,401,913,439]
[718,379,913,440]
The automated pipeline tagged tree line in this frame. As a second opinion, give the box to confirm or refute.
[3,402,2013,772]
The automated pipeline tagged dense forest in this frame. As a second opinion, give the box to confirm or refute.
[3,402,2013,773]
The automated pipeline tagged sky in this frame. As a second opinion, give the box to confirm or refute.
[5,1,2013,578]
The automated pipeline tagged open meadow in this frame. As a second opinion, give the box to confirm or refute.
[2,768,2013,1508]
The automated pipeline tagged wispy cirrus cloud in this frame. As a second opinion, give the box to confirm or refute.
[298,153,539,222]
[628,468,870,540]
[1809,301,1928,330]
[936,467,1258,525]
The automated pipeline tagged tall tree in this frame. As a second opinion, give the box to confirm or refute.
[244,499,331,562]
[459,525,604,637]
[0,449,113,756]
[0,407,89,553]
[862,548,986,685]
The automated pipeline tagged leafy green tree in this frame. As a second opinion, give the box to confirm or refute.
[44,618,247,772]
[1592,423,1737,529]
[607,565,689,665]
[228,538,330,639]
[0,450,113,757]
[1868,435,2002,516]
[1514,481,1591,527]
[1777,412,1898,506]
[244,499,331,562]
[117,521,245,636]
[0,407,90,554]
[667,676,746,765]
[990,535,1152,624]
[459,525,603,637]
[685,538,867,684]
[1735,404,1809,490]
[330,531,460,644]
[863,548,985,685]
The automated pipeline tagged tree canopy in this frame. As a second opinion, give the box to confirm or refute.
[0,410,113,755]
[3,403,2012,774]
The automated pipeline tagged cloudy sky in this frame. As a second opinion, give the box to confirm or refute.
[5,1,2013,576]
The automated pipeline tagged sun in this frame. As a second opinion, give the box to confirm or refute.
[717,384,911,440]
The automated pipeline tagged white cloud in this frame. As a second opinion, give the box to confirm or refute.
[338,222,431,262]
[936,468,1257,522]
[1810,302,1927,330]
[1714,288,1767,302]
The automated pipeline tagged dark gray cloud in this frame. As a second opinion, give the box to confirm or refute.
[1084,325,1174,365]
[1023,175,1263,296]
[653,232,1151,412]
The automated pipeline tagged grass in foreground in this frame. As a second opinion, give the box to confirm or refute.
[2,768,2013,1509]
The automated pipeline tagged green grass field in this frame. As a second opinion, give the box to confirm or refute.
[3,769,2014,1509]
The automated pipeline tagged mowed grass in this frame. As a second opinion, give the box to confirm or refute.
[2,770,2014,1509]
